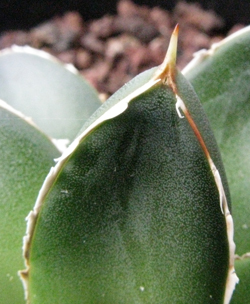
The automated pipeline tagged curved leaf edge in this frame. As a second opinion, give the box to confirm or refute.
[19,56,160,304]
[234,252,250,294]
[0,45,79,76]
[0,44,102,114]
[0,45,103,142]
[154,26,238,304]
[182,25,250,302]
[0,98,37,130]
[231,254,250,304]
[235,252,250,260]
[0,97,61,304]
[20,26,238,304]
[182,25,250,76]
[0,98,64,155]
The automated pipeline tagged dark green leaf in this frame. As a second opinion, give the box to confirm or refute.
[24,29,235,303]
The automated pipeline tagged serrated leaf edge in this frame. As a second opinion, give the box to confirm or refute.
[182,25,250,76]
[19,27,238,303]
[175,95,238,304]
[19,73,160,303]
[153,26,239,304]
[235,252,250,260]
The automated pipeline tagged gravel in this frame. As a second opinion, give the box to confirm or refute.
[0,0,245,96]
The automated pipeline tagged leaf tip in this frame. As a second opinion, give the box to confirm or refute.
[166,23,179,68]
[153,24,179,91]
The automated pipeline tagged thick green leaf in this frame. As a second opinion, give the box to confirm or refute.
[183,26,250,303]
[0,101,59,304]
[0,46,102,141]
[183,26,250,257]
[23,29,236,304]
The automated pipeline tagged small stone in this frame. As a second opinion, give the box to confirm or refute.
[54,11,84,51]
[80,33,105,54]
[59,11,84,36]
[0,30,29,48]
[148,36,168,65]
[173,1,224,32]
[117,0,141,18]
[114,16,159,43]
[81,60,112,91]
[30,21,59,48]
[117,0,151,20]
[149,7,172,37]
[105,59,132,93]
[180,27,210,52]
[227,24,245,36]
[105,34,141,60]
[56,50,76,65]
[75,49,92,70]
[125,44,153,74]
[88,15,115,38]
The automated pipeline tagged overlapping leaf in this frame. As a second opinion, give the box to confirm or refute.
[0,101,59,304]
[183,26,250,303]
[0,46,102,141]
[22,28,236,304]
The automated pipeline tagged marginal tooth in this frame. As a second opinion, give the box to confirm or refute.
[164,23,179,70]
[175,95,185,118]
[153,24,179,85]
[208,160,227,214]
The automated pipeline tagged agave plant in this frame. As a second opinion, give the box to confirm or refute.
[0,25,249,304]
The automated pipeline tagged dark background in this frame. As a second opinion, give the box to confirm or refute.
[0,0,249,32]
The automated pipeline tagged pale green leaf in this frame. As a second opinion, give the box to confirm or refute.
[0,46,102,141]
[183,26,250,256]
[0,101,59,304]
[183,25,250,303]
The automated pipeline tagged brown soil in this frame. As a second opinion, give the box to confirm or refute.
[0,0,245,97]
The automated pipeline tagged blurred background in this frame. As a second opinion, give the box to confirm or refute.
[0,0,249,32]
[0,0,249,95]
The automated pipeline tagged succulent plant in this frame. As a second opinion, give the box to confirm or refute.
[0,25,249,304]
